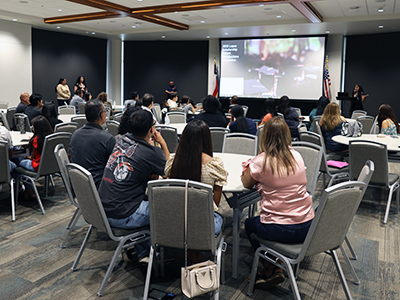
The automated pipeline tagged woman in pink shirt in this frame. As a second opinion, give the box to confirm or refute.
[242,117,314,289]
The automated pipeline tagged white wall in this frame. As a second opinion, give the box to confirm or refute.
[208,38,219,95]
[106,38,122,105]
[0,20,32,107]
[325,34,344,104]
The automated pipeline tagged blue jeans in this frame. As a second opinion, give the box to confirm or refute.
[19,159,36,172]
[214,212,223,236]
[245,216,312,251]
[9,160,17,173]
[108,200,150,259]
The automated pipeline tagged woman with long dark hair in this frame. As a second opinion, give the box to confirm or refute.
[377,104,400,135]
[258,99,277,127]
[229,105,257,135]
[164,120,228,238]
[309,96,330,131]
[276,95,299,138]
[19,115,53,172]
[74,75,88,93]
[42,102,62,130]
[242,117,314,289]
[351,84,369,114]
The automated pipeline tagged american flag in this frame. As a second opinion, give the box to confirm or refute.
[212,59,219,97]
[323,55,331,99]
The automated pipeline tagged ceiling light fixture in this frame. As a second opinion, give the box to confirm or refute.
[200,20,205,23]
[378,8,384,12]
[12,18,18,21]
[206,35,210,38]
[224,32,228,35]
[137,0,143,2]
[326,30,330,33]
[292,29,296,32]
[91,32,96,34]
[132,25,136,28]
[259,4,264,6]
[161,35,165,38]
[56,26,61,29]
[174,11,178,13]
[378,25,384,28]
[57,9,62,12]
[276,15,282,18]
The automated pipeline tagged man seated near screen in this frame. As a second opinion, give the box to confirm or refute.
[98,109,169,262]
[141,93,158,125]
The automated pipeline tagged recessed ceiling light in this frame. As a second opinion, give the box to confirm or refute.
[292,29,296,32]
[174,11,178,13]
[259,4,264,6]
[12,18,18,21]
[379,25,384,28]
[326,30,330,33]
[137,0,143,2]
[200,20,205,23]
[91,32,96,34]
[132,25,136,28]
[206,35,210,38]
[276,15,282,18]
[224,32,228,35]
[57,8,62,12]
[86,31,89,34]
[56,26,61,29]
[349,6,360,12]
[161,35,165,38]
[378,9,384,13]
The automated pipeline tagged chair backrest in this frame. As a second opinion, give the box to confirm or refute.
[67,163,114,236]
[54,143,77,207]
[293,107,302,116]
[0,112,10,130]
[0,101,8,110]
[71,116,87,128]
[147,179,215,253]
[292,142,323,198]
[242,105,249,117]
[6,107,16,130]
[351,110,367,120]
[311,116,322,133]
[298,123,307,134]
[0,141,10,184]
[356,115,374,134]
[170,107,184,112]
[151,104,162,124]
[256,125,264,153]
[59,105,76,115]
[349,140,389,186]
[300,181,366,260]
[155,125,178,153]
[209,127,230,152]
[78,103,86,114]
[277,112,284,120]
[314,121,327,151]
[55,122,78,134]
[166,112,186,124]
[37,132,72,177]
[105,120,120,136]
[299,131,322,147]
[113,112,123,123]
[222,133,258,156]
[13,113,31,132]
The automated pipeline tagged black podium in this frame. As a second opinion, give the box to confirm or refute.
[336,93,355,118]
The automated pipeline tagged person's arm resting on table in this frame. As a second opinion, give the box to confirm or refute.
[241,167,257,189]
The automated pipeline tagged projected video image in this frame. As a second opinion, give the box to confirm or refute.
[220,36,325,100]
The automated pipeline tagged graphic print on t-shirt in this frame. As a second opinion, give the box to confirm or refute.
[106,137,138,182]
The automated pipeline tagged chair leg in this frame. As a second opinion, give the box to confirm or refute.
[71,225,93,271]
[97,238,126,296]
[61,208,81,248]
[344,236,357,260]
[21,176,45,215]
[247,247,262,296]
[383,185,397,224]
[331,249,353,300]
[50,174,55,187]
[44,175,49,197]
[340,245,360,285]
[143,246,155,300]
[10,178,15,222]
[160,246,165,277]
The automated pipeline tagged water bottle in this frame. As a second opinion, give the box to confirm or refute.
[19,116,26,134]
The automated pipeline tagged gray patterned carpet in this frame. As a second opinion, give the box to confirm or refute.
[0,165,400,300]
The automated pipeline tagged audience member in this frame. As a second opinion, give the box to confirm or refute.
[99,109,169,262]
[56,78,71,106]
[97,92,113,115]
[276,95,299,139]
[69,99,116,189]
[194,95,228,128]
[19,115,53,172]
[179,95,196,115]
[74,76,88,93]
[242,117,314,290]
[70,89,86,114]
[141,93,158,125]
[309,96,330,131]
[125,91,139,108]
[164,119,227,262]
[258,99,277,127]
[377,104,400,136]
[0,125,17,173]
[229,95,240,109]
[84,92,92,102]
[16,93,30,113]
[41,102,62,130]
[24,93,43,123]
[229,105,257,135]
[167,93,178,108]
[319,102,348,155]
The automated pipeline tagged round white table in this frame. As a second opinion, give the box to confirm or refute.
[332,134,400,152]
[58,114,81,123]
[9,131,33,147]
[166,123,187,135]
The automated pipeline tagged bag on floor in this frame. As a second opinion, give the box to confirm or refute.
[181,260,219,298]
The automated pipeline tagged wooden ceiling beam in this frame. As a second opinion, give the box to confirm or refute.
[44,11,120,24]
[68,0,131,15]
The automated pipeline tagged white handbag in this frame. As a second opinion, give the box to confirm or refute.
[181,180,219,298]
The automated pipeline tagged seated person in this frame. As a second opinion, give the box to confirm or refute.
[41,102,62,130]
[141,93,158,125]
[309,96,330,131]
[258,99,276,127]
[242,117,314,290]
[167,93,178,109]
[70,89,86,114]
[194,95,228,128]
[179,95,196,115]
[319,102,348,153]
[24,93,43,123]
[377,104,400,136]
[276,96,299,139]
[229,95,240,110]
[124,91,139,108]
[0,125,17,173]
[229,105,257,135]
[99,109,169,261]
[97,92,113,115]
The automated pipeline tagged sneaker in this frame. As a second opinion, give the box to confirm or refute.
[254,273,285,290]
[138,256,149,264]
[122,248,138,263]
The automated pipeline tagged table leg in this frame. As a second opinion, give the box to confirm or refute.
[232,206,240,279]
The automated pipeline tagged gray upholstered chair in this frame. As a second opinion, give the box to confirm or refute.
[0,112,10,130]
[67,163,150,297]
[247,180,368,300]
[14,132,72,215]
[54,144,81,248]
[113,112,123,123]
[356,115,375,134]
[71,116,86,128]
[0,142,16,221]
[293,107,302,117]
[13,113,31,132]
[104,120,120,136]
[349,140,400,224]
[155,125,178,153]
[311,115,322,133]
[277,112,284,120]
[242,105,249,117]
[166,111,186,123]
[0,101,8,110]
[351,110,367,120]
[222,132,258,156]
[292,141,323,198]
[151,103,162,124]
[6,107,16,130]
[143,179,226,300]
[55,122,78,134]
[78,102,86,114]
[256,124,264,154]
[58,105,75,115]
[210,127,230,152]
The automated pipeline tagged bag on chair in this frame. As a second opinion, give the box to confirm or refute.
[341,121,363,137]
[181,180,219,298]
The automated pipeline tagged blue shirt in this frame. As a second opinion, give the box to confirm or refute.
[165,85,177,93]
[229,118,257,135]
